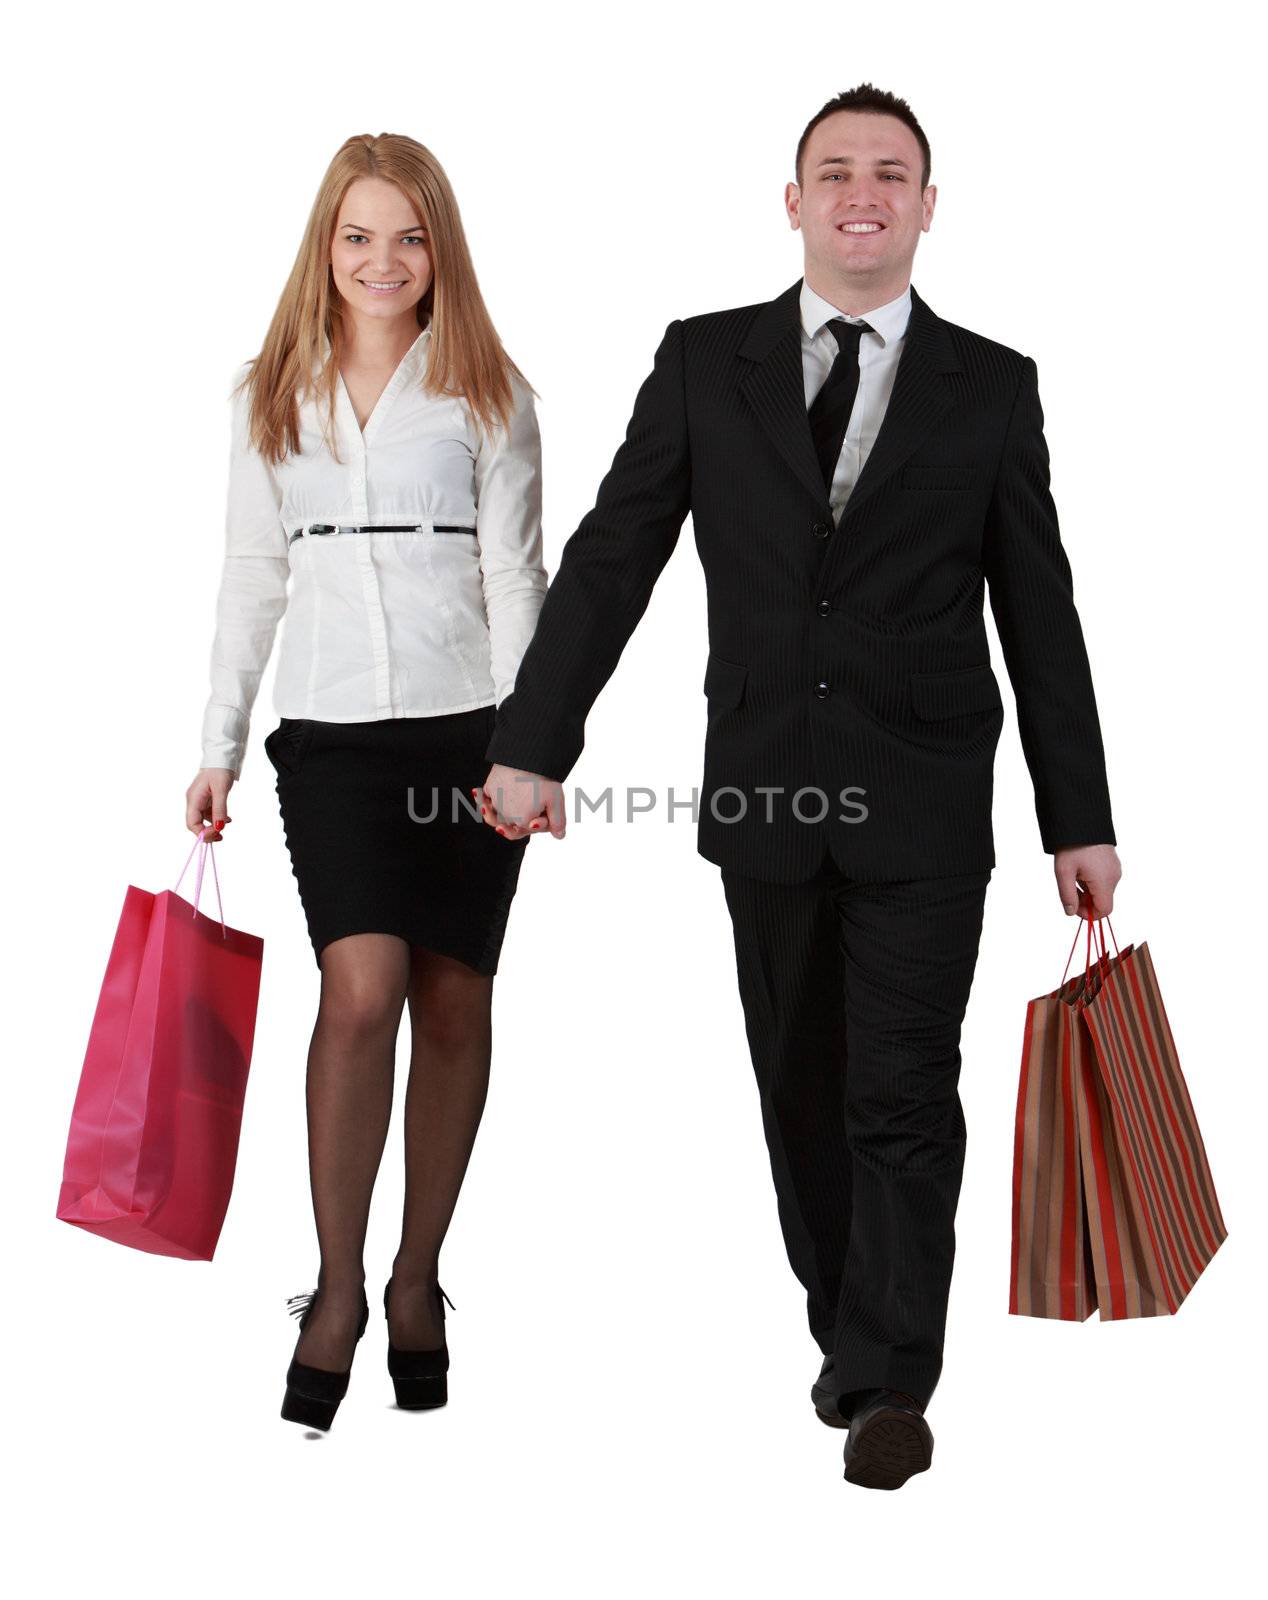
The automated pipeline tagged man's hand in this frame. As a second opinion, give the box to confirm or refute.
[1053,844,1121,918]
[478,764,566,842]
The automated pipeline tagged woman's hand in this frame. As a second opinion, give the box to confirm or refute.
[476,764,565,841]
[187,768,236,842]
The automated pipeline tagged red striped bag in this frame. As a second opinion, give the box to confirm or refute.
[1010,959,1100,1320]
[1010,916,1226,1320]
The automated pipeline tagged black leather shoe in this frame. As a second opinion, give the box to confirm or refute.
[280,1286,370,1433]
[842,1389,934,1490]
[811,1354,850,1429]
[384,1279,455,1410]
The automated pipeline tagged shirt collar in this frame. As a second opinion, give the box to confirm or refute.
[799,279,912,347]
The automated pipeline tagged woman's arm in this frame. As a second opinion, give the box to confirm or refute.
[473,372,549,706]
[199,365,290,778]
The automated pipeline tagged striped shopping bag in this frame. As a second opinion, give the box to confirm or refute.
[1010,916,1226,1320]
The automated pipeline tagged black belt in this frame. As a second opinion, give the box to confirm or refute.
[288,522,476,545]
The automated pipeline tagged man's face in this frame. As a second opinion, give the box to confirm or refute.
[786,111,934,289]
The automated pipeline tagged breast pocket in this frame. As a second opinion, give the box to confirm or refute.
[899,464,978,491]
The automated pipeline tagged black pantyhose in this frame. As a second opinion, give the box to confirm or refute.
[291,933,494,1372]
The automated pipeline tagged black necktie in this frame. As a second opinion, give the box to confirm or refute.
[808,318,874,494]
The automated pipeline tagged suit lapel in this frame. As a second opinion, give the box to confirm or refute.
[737,280,828,513]
[736,278,962,527]
[836,282,960,528]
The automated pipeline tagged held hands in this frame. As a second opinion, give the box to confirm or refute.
[1054,844,1121,919]
[478,764,566,842]
[186,768,235,843]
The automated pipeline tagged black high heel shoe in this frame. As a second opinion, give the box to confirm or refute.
[383,1278,455,1410]
[280,1285,370,1432]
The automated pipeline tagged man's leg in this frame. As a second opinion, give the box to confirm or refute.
[830,870,992,1417]
[720,856,852,1354]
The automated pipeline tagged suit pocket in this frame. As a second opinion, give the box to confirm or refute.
[703,654,748,712]
[910,665,1002,720]
[899,464,977,491]
[263,717,317,777]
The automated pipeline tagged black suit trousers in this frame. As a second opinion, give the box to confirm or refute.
[720,850,991,1415]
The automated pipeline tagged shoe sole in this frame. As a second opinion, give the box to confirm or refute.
[843,1407,934,1490]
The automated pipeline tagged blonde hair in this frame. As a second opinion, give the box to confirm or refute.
[235,132,530,465]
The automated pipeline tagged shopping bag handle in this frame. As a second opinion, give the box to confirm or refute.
[174,827,227,939]
[1061,909,1120,990]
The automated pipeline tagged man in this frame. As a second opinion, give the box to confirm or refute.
[480,83,1122,1490]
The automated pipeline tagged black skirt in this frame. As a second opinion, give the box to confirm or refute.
[263,706,529,974]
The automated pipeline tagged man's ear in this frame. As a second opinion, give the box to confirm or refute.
[785,180,802,230]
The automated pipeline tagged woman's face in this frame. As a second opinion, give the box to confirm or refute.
[330,177,434,325]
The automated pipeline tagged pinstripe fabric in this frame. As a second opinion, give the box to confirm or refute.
[486,278,1115,880]
[722,855,991,1414]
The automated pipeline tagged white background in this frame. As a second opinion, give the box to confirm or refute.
[8,1,1263,1593]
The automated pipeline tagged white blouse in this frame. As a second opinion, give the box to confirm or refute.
[199,323,548,776]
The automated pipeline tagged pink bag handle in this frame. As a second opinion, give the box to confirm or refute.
[174,827,227,939]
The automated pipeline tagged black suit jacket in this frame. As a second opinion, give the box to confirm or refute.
[486,279,1116,883]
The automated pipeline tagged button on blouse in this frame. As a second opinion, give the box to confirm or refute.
[200,322,548,776]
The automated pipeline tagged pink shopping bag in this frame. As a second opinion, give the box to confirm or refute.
[57,828,264,1260]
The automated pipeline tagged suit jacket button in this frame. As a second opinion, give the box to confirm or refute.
[817,600,832,616]
[812,521,831,539]
[814,680,831,699]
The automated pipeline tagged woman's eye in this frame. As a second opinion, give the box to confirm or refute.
[404,235,427,246]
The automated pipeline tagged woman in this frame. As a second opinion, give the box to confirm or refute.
[185,133,548,1432]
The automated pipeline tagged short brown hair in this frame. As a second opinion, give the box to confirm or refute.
[795,84,931,192]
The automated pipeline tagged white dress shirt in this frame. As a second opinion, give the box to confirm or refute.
[799,279,912,522]
[200,321,548,777]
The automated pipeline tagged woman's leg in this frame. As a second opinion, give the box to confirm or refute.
[293,932,411,1371]
[387,946,495,1350]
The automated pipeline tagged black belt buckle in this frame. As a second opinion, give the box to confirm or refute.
[287,524,338,544]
